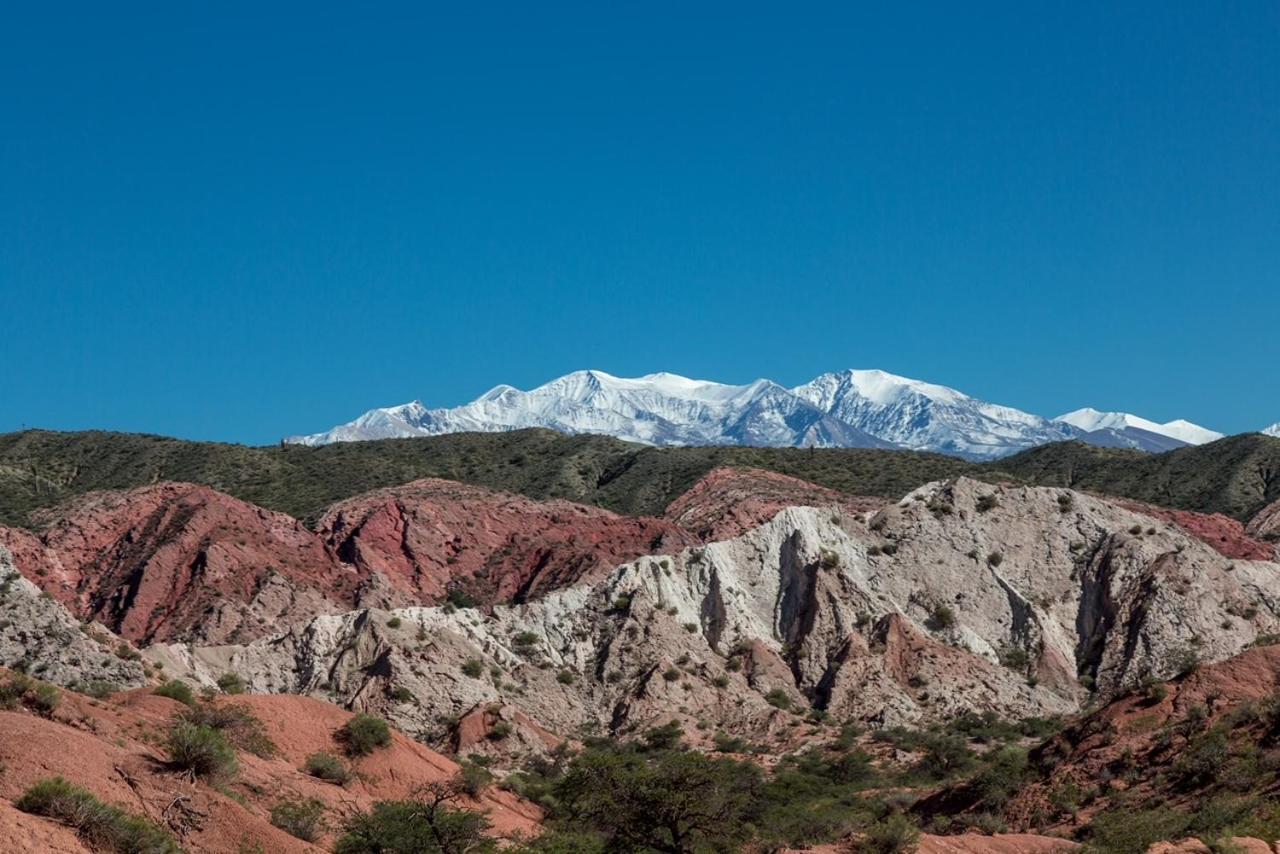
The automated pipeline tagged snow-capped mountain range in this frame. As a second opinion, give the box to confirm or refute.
[1265,423,1280,438]
[287,369,1233,461]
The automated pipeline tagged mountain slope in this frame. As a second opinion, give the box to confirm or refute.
[291,368,1225,461]
[1055,407,1223,446]
[792,369,1079,459]
[4,429,1280,530]
[1265,422,1280,437]
[290,370,897,450]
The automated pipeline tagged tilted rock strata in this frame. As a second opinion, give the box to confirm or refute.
[154,479,1280,744]
[317,477,698,604]
[0,547,146,691]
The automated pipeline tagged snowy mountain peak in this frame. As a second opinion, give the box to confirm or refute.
[286,369,1228,460]
[1264,423,1280,438]
[1055,408,1223,446]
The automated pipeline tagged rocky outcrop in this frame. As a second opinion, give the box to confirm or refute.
[662,466,884,540]
[317,478,698,604]
[1248,497,1280,548]
[0,548,146,691]
[154,479,1280,745]
[0,484,356,644]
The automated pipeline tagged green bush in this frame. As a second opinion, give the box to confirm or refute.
[764,688,792,710]
[976,494,999,513]
[154,680,195,706]
[386,616,402,628]
[29,682,60,717]
[216,672,246,694]
[305,751,353,785]
[339,713,392,756]
[178,701,276,758]
[932,604,956,629]
[16,777,180,853]
[556,670,576,685]
[461,658,484,678]
[270,797,326,842]
[336,798,494,854]
[851,814,920,853]
[165,721,238,780]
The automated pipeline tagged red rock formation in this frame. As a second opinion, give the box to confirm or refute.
[663,466,884,540]
[317,478,698,603]
[1118,499,1276,560]
[0,484,355,644]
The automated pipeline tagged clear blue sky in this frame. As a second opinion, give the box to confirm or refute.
[2,2,1276,445]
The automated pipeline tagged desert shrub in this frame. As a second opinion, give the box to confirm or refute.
[447,588,478,609]
[970,746,1028,806]
[216,672,246,694]
[154,680,195,706]
[556,670,576,685]
[1082,806,1190,853]
[270,797,326,842]
[461,658,484,678]
[931,604,956,629]
[16,777,180,853]
[165,721,238,780]
[662,667,681,682]
[1174,726,1230,790]
[489,721,513,740]
[642,720,684,751]
[76,680,118,699]
[460,759,493,795]
[851,813,921,853]
[0,672,31,709]
[0,674,60,717]
[339,713,392,756]
[712,674,730,689]
[178,701,276,757]
[385,616,402,628]
[819,548,840,569]
[712,732,748,753]
[987,552,1004,567]
[764,688,792,710]
[28,682,60,717]
[976,494,999,513]
[305,751,352,785]
[336,797,494,854]
[913,733,975,781]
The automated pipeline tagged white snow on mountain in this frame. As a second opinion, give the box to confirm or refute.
[289,371,895,451]
[790,369,1078,459]
[1055,408,1224,446]
[287,369,1226,460]
[1264,422,1280,438]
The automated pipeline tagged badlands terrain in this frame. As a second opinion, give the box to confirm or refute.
[1,428,1280,852]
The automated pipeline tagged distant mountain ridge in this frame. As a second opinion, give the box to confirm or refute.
[288,368,1225,460]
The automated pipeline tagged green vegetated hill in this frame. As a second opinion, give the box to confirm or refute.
[0,428,1277,529]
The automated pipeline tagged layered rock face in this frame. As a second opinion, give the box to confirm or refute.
[0,478,708,644]
[0,548,147,691]
[1248,497,1280,547]
[156,478,1280,745]
[317,478,698,604]
[0,484,355,644]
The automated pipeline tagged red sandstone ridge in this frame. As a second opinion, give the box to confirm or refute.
[0,483,356,644]
[0,673,539,853]
[663,466,884,540]
[1118,499,1276,560]
[318,478,699,603]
